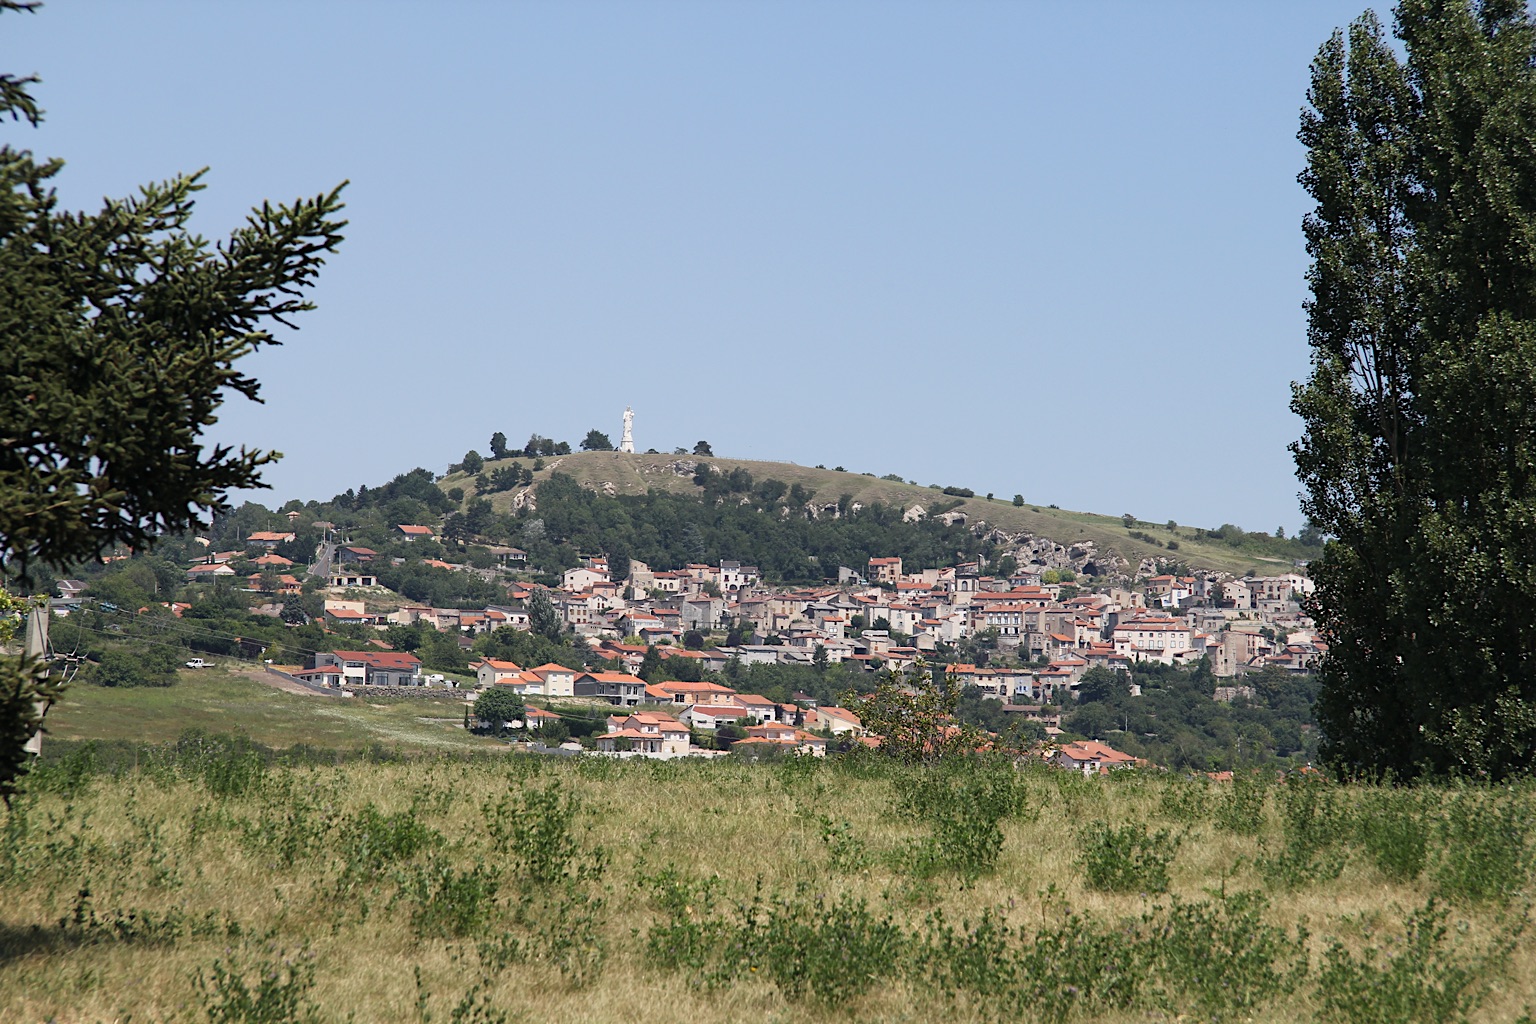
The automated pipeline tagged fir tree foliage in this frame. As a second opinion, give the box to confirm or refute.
[1294,0,1536,779]
[0,2,344,800]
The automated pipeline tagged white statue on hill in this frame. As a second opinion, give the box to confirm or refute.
[619,406,635,453]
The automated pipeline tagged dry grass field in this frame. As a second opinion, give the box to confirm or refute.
[2,748,1533,1023]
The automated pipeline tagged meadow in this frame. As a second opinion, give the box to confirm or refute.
[2,744,1534,1023]
[41,668,497,755]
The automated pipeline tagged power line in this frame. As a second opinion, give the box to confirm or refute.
[66,620,281,664]
[82,601,330,659]
[133,616,326,658]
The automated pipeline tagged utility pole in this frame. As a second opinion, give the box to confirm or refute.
[21,604,50,756]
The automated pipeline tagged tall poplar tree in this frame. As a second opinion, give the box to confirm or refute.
[1295,0,1536,778]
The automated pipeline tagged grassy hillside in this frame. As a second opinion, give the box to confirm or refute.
[445,451,1311,577]
[2,753,1531,1023]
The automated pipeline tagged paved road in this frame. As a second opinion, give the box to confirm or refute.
[235,664,337,697]
[308,539,336,580]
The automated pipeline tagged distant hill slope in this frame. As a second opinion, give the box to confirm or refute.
[440,451,1311,577]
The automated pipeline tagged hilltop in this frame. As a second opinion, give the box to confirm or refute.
[441,450,1313,578]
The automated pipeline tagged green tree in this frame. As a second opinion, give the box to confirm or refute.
[460,450,484,475]
[1013,494,1024,507]
[1293,1,1536,779]
[1077,666,1131,704]
[93,647,178,688]
[473,687,524,732]
[693,441,713,457]
[638,644,665,683]
[580,429,614,452]
[714,722,745,750]
[489,431,509,459]
[0,9,344,803]
[526,589,562,641]
[853,665,981,765]
[440,512,469,547]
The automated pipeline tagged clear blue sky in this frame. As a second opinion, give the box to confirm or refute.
[10,1,1389,533]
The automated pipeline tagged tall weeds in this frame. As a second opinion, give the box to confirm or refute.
[0,736,1533,1022]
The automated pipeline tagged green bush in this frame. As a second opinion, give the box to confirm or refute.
[722,887,904,1005]
[197,944,324,1024]
[1356,787,1430,882]
[1258,774,1348,889]
[484,781,601,886]
[1143,891,1306,1016]
[406,863,501,938]
[92,646,179,687]
[337,803,440,890]
[1430,789,1536,904]
[1079,821,1180,893]
[1214,770,1268,835]
[895,769,1015,884]
[1316,899,1514,1024]
[1156,776,1211,823]
[818,816,871,873]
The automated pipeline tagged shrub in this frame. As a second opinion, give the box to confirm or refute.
[637,867,729,978]
[1157,776,1211,823]
[1356,787,1430,882]
[484,781,599,886]
[1259,774,1348,888]
[1214,770,1268,835]
[1080,821,1180,893]
[1144,891,1307,1016]
[337,803,440,887]
[197,945,324,1024]
[1430,788,1535,903]
[93,646,179,687]
[818,816,871,873]
[170,732,266,798]
[728,887,905,1005]
[1316,899,1514,1024]
[895,768,1020,884]
[1016,900,1144,1019]
[406,863,500,938]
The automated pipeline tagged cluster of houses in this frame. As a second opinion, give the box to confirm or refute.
[172,517,1322,773]
[587,679,864,759]
[284,648,865,760]
[293,540,1321,703]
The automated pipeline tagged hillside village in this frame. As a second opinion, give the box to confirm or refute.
[142,505,1324,769]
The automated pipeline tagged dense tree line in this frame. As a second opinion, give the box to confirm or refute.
[1064,663,1318,771]
[371,561,503,609]
[519,472,998,582]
